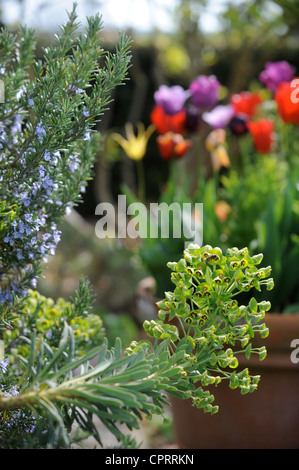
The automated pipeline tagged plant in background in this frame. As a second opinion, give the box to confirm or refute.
[275,80,299,126]
[189,75,220,111]
[259,60,296,93]
[111,122,155,202]
[129,59,298,312]
[154,84,189,115]
[212,63,299,311]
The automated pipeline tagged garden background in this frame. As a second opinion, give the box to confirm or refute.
[1,0,298,448]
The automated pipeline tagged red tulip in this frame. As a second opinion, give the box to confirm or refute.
[156,132,191,160]
[247,119,274,154]
[150,105,187,135]
[230,91,262,117]
[274,80,299,125]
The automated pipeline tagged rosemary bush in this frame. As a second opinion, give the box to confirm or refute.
[0,5,273,449]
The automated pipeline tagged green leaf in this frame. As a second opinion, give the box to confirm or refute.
[245,343,252,360]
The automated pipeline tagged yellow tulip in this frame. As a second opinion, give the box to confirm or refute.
[111,122,155,161]
[205,129,230,171]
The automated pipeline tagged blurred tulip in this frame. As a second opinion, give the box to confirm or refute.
[156,132,192,160]
[150,105,186,134]
[205,129,230,171]
[189,75,220,110]
[154,84,189,115]
[230,91,262,117]
[202,105,234,129]
[228,115,249,136]
[215,200,231,222]
[247,119,274,153]
[185,105,201,133]
[259,61,296,93]
[275,80,299,125]
[111,122,155,161]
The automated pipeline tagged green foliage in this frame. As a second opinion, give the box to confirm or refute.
[145,244,273,414]
[219,155,288,250]
[122,165,200,298]
[0,330,170,448]
[256,168,299,310]
[2,279,104,363]
[208,127,299,311]
[0,2,131,321]
[0,243,271,448]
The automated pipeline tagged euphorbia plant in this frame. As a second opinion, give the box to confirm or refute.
[144,244,273,414]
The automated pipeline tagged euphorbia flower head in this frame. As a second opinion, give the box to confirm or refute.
[247,119,274,153]
[150,105,186,134]
[189,75,220,110]
[154,84,189,115]
[156,132,192,160]
[275,80,299,125]
[230,91,262,117]
[259,61,296,92]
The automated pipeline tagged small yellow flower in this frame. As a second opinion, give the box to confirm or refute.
[111,122,155,161]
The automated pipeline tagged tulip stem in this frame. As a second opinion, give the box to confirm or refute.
[136,159,145,203]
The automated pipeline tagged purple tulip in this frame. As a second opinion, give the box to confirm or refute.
[228,115,249,136]
[202,105,234,129]
[189,75,220,110]
[154,85,189,115]
[186,105,201,132]
[259,61,296,92]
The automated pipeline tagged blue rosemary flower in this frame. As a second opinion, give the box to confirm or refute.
[36,122,46,142]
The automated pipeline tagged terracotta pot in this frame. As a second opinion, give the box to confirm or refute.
[170,313,299,449]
